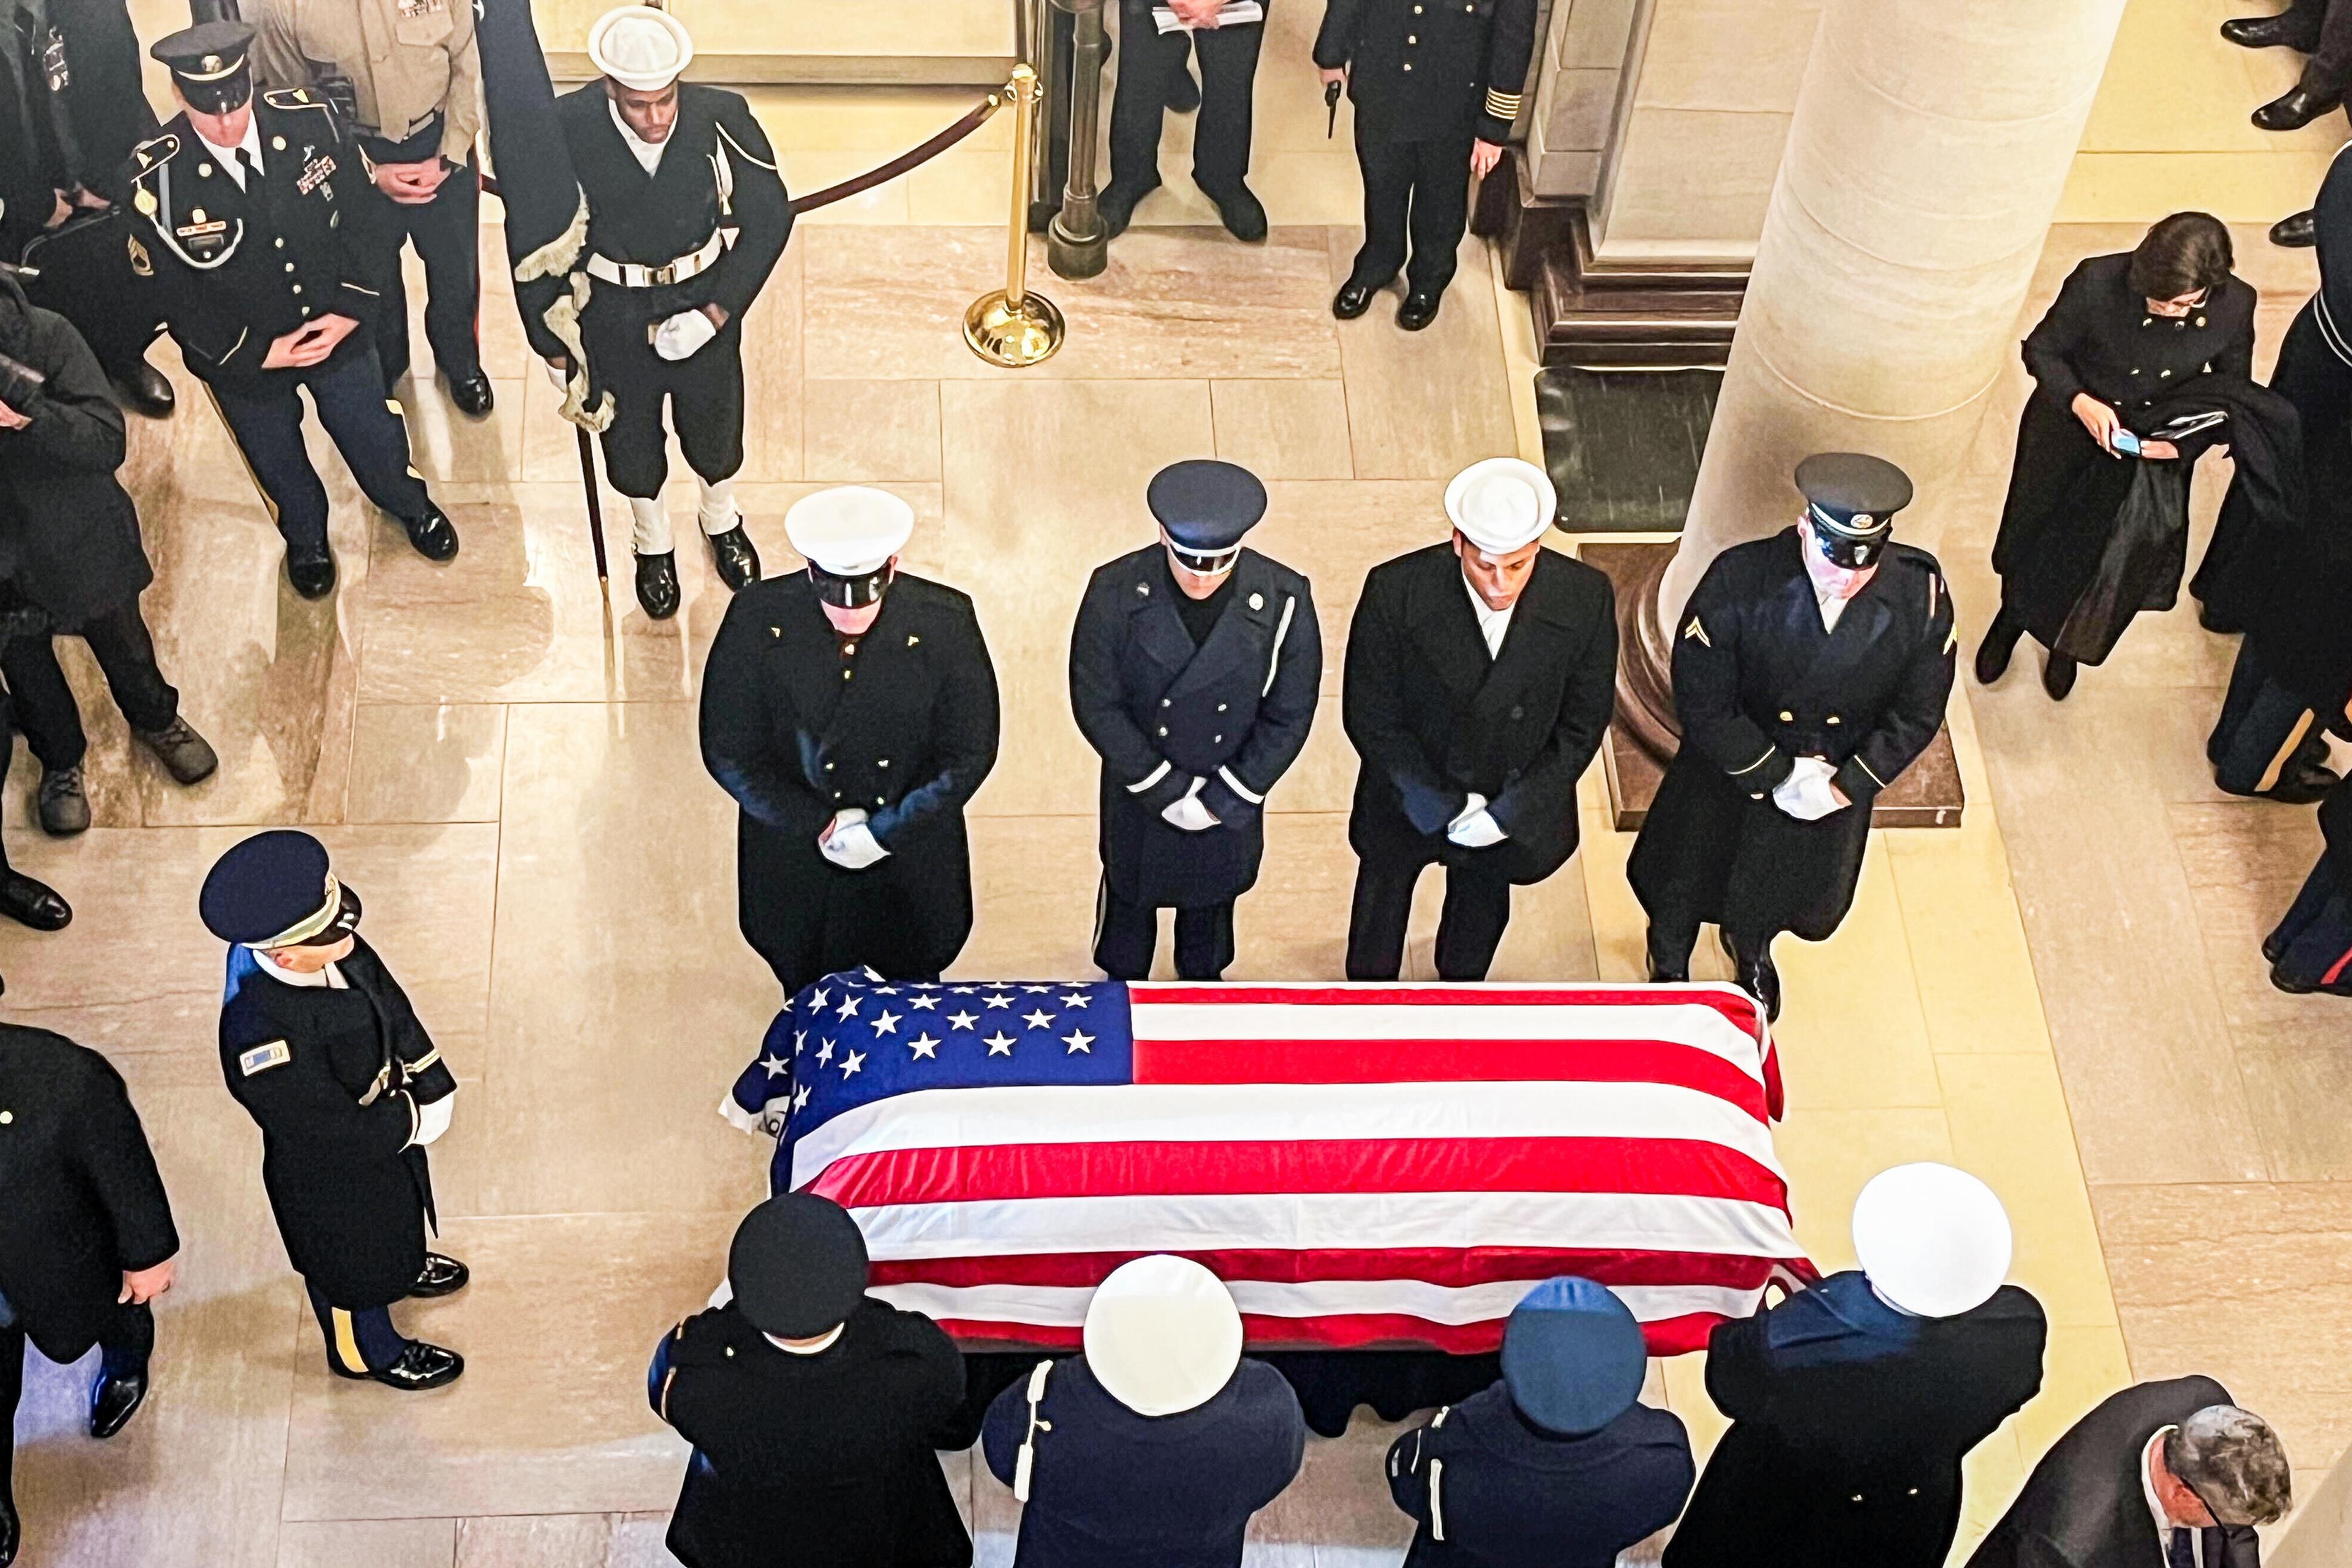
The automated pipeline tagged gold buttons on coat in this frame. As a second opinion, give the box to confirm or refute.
[1158,726,1169,737]
[1779,710,1794,722]
[0,1110,12,1125]
[1826,714,1842,725]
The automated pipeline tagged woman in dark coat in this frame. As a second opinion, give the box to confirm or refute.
[1981,214,2258,699]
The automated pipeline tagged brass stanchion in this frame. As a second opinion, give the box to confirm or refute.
[964,64,1067,368]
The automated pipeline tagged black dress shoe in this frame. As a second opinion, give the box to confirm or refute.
[410,1253,471,1298]
[2042,651,2078,701]
[1724,933,1782,1023]
[635,551,681,620]
[445,368,494,418]
[2271,960,2319,995]
[2263,762,2343,805]
[2253,85,2340,132]
[0,873,72,932]
[1098,179,1158,241]
[89,1365,149,1439]
[2222,13,2320,50]
[136,718,219,786]
[402,505,460,562]
[1166,67,1200,113]
[1332,276,1385,320]
[1396,291,1442,331]
[111,360,176,418]
[2272,208,2318,247]
[2,1486,18,1566]
[1645,927,1691,984]
[1204,181,1268,243]
[708,525,761,592]
[331,1340,465,1391]
[36,763,89,837]
[287,548,338,600]
[1975,609,2025,685]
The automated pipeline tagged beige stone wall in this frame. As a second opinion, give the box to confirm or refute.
[1525,0,1645,199]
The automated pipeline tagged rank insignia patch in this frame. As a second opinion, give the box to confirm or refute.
[1683,617,1711,647]
[239,1041,293,1077]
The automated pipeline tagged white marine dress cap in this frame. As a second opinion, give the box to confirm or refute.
[587,4,695,91]
[784,486,917,576]
[1851,1161,2014,1319]
[1082,1254,1245,1417]
[1445,457,1557,554]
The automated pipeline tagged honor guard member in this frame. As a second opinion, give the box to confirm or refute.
[126,22,461,600]
[1665,1165,2049,1568]
[200,830,469,1392]
[1342,458,1617,980]
[701,486,1000,997]
[1385,1278,1695,1568]
[1627,453,1955,1020]
[650,1194,973,1568]
[1069,460,1321,981]
[252,0,493,413]
[534,6,790,621]
[1316,0,1535,330]
[982,1256,1306,1568]
[0,1023,179,1566]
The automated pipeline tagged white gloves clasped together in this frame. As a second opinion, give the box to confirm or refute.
[1163,777,1221,832]
[818,809,891,870]
[1447,793,1506,849]
[1773,756,1848,822]
[654,307,720,363]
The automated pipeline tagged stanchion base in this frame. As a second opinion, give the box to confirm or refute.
[963,290,1066,368]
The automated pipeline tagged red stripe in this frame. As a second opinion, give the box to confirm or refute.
[932,1310,1732,1356]
[1136,983,1765,1030]
[1131,1035,1768,1118]
[812,1136,1789,1212]
[867,1246,1797,1291]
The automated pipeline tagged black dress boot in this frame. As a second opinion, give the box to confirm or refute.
[1724,932,1782,1022]
[634,551,681,620]
[89,1362,149,1439]
[1974,606,2026,685]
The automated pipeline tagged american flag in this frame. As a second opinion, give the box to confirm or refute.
[726,973,1815,1355]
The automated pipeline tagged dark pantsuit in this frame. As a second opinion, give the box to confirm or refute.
[2271,856,2352,990]
[355,123,482,390]
[1,1294,153,1493]
[2208,637,2331,794]
[1094,878,1236,981]
[2287,0,2352,93]
[0,597,181,769]
[588,314,745,500]
[1346,843,1512,981]
[303,1280,408,1376]
[1349,125,1472,297]
[1110,0,1265,195]
[210,342,431,555]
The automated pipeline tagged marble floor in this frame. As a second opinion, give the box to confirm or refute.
[4,6,2347,1567]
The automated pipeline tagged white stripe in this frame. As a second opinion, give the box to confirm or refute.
[1125,759,1173,794]
[1216,766,1265,806]
[1262,595,1297,696]
[845,1189,1804,1262]
[1126,999,1766,1079]
[867,1277,1767,1327]
[791,1079,1785,1185]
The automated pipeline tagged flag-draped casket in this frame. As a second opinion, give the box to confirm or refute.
[728,975,1816,1355]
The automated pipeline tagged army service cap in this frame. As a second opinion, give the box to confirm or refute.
[1148,460,1267,573]
[728,1194,870,1339]
[151,20,257,115]
[1499,1276,1648,1436]
[588,4,695,91]
[1795,451,1912,543]
[199,829,361,949]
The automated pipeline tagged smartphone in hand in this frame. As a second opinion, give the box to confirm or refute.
[2110,428,2141,457]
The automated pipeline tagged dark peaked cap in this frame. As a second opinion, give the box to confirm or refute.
[728,1194,870,1338]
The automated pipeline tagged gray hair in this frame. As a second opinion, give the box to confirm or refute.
[2164,1406,2293,1526]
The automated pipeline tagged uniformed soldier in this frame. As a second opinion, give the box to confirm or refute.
[699,486,1001,997]
[1664,1164,2049,1568]
[0,1022,180,1566]
[1315,0,1535,330]
[1384,1276,1695,1568]
[1099,0,1270,243]
[1627,454,1955,1021]
[252,0,492,413]
[982,1256,1306,1568]
[1342,458,1618,981]
[523,6,791,620]
[124,22,461,600]
[200,830,469,1392]
[649,1194,973,1568]
[1069,460,1321,981]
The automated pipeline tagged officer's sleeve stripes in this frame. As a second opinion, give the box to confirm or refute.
[1483,89,1523,122]
[1727,744,1779,777]
[1217,766,1265,806]
[1127,760,1173,793]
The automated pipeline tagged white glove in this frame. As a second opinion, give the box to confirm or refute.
[541,357,568,391]
[654,309,720,362]
[1771,756,1846,821]
[1447,793,1507,848]
[409,1091,454,1148]
[1161,777,1220,832]
[818,809,891,869]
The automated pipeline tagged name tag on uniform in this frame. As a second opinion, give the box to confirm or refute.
[239,1040,293,1077]
[398,0,442,16]
[296,154,337,195]
[176,220,228,238]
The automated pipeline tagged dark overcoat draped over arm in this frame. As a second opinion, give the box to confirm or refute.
[0,1025,179,1362]
[1627,531,1956,941]
[650,1298,973,1568]
[1070,546,1321,908]
[701,572,1001,984]
[217,940,456,1308]
[1662,1273,2047,1568]
[1343,543,1617,884]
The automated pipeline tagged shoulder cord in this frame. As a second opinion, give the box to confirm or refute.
[1012,1359,1054,1502]
[1427,1405,1452,1542]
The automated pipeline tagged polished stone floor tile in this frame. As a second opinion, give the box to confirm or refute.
[1885,822,2057,1057]
[1773,845,1948,1112]
[277,1518,458,1568]
[346,705,509,824]
[1769,1108,1956,1273]
[1212,380,1357,480]
[804,379,945,481]
[1327,231,1517,480]
[453,1514,623,1567]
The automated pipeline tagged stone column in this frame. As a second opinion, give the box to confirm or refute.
[1656,0,2126,627]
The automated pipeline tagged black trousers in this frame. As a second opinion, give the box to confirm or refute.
[587,311,746,499]
[1349,127,1474,298]
[209,341,432,556]
[1,596,182,769]
[1093,878,1235,980]
[304,1280,409,1376]
[1,1298,153,1494]
[354,124,482,389]
[2270,854,2352,990]
[1345,842,1512,981]
[2286,0,2352,93]
[2207,637,2332,795]
[1109,0,1265,195]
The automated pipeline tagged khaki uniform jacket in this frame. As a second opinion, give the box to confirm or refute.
[251,0,480,161]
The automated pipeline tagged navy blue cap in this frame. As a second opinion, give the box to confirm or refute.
[1795,452,1912,540]
[1147,460,1268,554]
[729,1194,869,1338]
[1499,1276,1647,1436]
[199,830,339,946]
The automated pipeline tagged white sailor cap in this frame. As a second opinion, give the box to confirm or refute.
[1445,457,1556,555]
[1851,1162,2013,1319]
[785,486,916,576]
[1082,1255,1243,1417]
[587,4,694,92]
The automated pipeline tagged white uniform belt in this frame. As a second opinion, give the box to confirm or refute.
[586,230,728,288]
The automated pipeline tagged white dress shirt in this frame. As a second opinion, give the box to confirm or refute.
[611,100,668,175]
[1463,573,1515,658]
[194,115,266,190]
[2143,1427,2204,1566]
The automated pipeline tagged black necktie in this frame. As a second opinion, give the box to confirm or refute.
[239,148,263,194]
[2168,1526,2198,1568]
